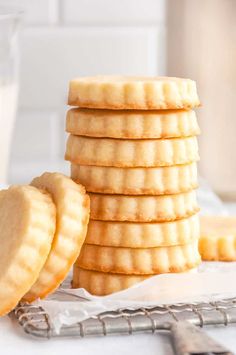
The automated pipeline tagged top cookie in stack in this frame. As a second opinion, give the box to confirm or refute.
[65,76,201,296]
[67,76,200,110]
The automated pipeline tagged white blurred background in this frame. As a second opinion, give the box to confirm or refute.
[7,0,166,184]
[2,0,236,200]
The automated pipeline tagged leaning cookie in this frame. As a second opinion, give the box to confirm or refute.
[23,172,90,302]
[68,76,200,110]
[76,241,201,275]
[0,185,56,315]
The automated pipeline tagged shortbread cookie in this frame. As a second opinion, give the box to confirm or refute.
[71,162,198,195]
[199,216,236,261]
[0,185,56,315]
[73,267,149,295]
[89,190,199,222]
[68,76,200,110]
[65,135,199,167]
[73,267,198,296]
[76,241,201,274]
[24,173,90,302]
[85,214,200,248]
[66,108,200,139]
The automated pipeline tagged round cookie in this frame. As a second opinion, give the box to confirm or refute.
[89,190,199,222]
[85,214,200,248]
[68,76,200,110]
[0,185,56,315]
[65,135,199,168]
[66,108,200,139]
[23,172,90,302]
[73,267,149,296]
[71,162,198,195]
[76,241,201,275]
[200,215,236,261]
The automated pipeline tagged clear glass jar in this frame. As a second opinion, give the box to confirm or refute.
[0,7,22,184]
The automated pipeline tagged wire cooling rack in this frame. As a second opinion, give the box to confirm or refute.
[13,297,236,339]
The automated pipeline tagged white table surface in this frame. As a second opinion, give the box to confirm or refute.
[1,314,236,354]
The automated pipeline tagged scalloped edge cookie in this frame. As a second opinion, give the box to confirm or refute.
[71,162,198,195]
[0,185,56,315]
[66,108,200,139]
[73,267,148,295]
[68,76,200,110]
[199,215,236,261]
[89,190,199,222]
[65,135,199,168]
[76,241,201,274]
[85,214,200,248]
[23,172,90,302]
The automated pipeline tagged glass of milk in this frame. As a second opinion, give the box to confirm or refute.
[0,7,21,184]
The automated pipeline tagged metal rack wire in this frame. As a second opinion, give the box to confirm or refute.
[13,297,236,339]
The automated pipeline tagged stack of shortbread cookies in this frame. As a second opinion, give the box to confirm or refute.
[65,76,201,295]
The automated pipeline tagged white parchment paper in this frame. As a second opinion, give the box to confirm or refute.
[34,179,236,333]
